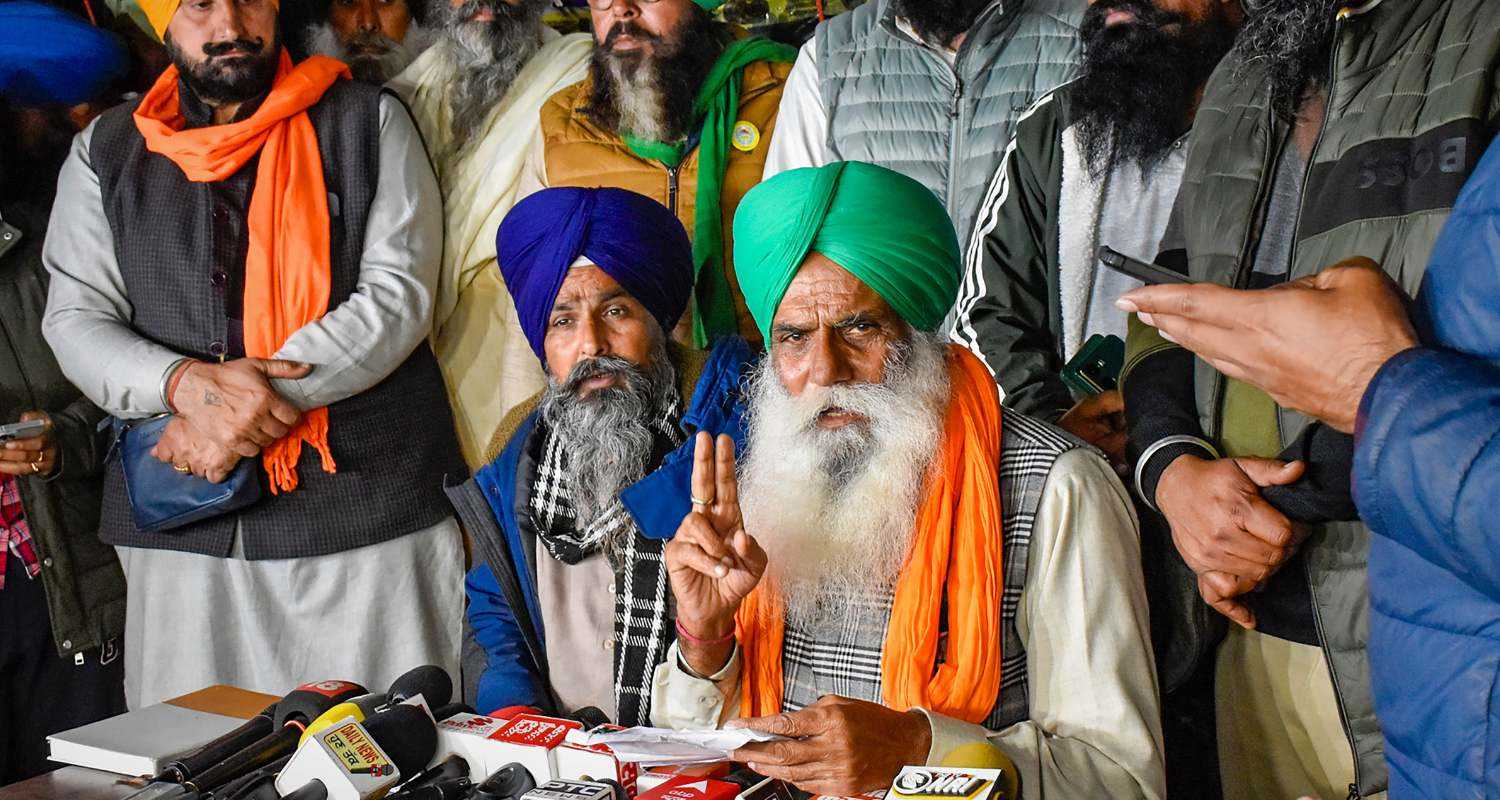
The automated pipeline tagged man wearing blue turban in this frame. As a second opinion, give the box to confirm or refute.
[447,187,754,724]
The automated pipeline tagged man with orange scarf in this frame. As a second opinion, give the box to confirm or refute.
[40,0,468,707]
[651,163,1165,800]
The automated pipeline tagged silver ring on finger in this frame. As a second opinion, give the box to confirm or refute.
[691,495,713,507]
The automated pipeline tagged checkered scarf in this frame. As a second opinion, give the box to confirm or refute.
[530,400,685,727]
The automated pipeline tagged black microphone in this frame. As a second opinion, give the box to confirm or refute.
[156,703,278,784]
[470,763,537,800]
[201,753,292,800]
[183,681,369,795]
[276,704,438,800]
[125,682,368,800]
[392,754,469,793]
[565,707,611,731]
[383,665,453,709]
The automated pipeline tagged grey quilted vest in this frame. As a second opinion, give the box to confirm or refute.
[88,82,468,561]
[1172,1,1500,793]
[815,0,1081,247]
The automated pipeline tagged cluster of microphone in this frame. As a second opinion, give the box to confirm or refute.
[119,665,599,800]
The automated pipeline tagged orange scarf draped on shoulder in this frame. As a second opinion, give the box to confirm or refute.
[735,345,1006,723]
[134,51,350,494]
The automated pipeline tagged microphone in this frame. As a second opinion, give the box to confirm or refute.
[384,665,452,710]
[125,682,368,800]
[275,704,438,800]
[300,695,389,746]
[470,763,537,800]
[184,681,369,795]
[156,703,278,784]
[564,708,611,731]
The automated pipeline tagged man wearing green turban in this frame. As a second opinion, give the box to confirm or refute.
[647,162,1167,800]
[733,161,961,342]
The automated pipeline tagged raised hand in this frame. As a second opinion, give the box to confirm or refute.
[665,432,767,676]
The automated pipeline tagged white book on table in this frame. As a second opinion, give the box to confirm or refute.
[46,685,275,777]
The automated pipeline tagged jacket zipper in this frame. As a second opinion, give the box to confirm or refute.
[667,163,681,216]
[1284,8,1369,797]
[900,2,998,213]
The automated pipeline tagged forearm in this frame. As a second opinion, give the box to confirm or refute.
[1355,347,1500,597]
[270,96,442,410]
[42,127,186,418]
[1260,422,1356,523]
[1122,339,1214,508]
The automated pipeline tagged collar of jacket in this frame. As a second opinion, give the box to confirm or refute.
[476,335,753,541]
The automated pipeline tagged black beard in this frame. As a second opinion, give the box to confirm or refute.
[165,32,281,106]
[1073,0,1238,177]
[1233,0,1341,120]
[583,6,730,142]
[890,0,991,47]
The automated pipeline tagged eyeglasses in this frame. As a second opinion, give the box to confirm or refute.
[586,0,662,10]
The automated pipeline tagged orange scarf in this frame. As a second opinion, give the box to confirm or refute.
[735,345,1006,723]
[134,52,350,494]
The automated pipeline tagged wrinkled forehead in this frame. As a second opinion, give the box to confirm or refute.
[772,252,902,330]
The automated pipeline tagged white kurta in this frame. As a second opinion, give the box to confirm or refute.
[652,448,1166,800]
[117,520,465,708]
[388,30,592,464]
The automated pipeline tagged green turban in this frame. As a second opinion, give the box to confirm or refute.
[695,0,726,8]
[733,161,961,343]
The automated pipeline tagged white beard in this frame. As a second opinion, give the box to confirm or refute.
[739,332,951,628]
[303,21,437,84]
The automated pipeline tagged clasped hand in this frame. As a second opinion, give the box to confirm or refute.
[151,358,311,482]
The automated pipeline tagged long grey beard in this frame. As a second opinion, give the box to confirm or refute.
[437,0,546,142]
[1233,0,1341,119]
[303,22,437,84]
[538,337,676,550]
[740,332,950,628]
[602,57,672,144]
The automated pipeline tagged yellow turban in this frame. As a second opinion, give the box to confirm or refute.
[138,0,278,39]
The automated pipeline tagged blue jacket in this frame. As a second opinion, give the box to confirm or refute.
[1354,141,1500,798]
[448,338,752,716]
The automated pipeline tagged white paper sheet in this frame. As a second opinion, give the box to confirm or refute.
[576,726,786,766]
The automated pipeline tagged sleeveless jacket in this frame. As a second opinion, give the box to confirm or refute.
[88,81,467,560]
[538,61,791,345]
[815,0,1081,247]
[1129,2,1500,793]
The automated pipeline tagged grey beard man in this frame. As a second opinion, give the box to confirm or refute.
[737,330,950,627]
[537,329,676,555]
[432,0,548,142]
[304,21,439,83]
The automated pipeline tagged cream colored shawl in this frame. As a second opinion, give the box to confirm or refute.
[389,30,591,465]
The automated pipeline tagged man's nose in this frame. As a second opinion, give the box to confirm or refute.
[576,317,610,358]
[805,331,853,389]
[206,3,253,42]
[353,1,378,31]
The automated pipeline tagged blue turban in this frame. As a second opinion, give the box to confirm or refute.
[498,187,695,362]
[0,2,128,107]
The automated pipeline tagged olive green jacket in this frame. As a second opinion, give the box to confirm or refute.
[0,197,125,658]
[1123,2,1500,794]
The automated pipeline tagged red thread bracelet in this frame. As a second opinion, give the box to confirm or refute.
[675,619,735,647]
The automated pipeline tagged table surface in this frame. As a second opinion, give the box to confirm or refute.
[0,766,146,800]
